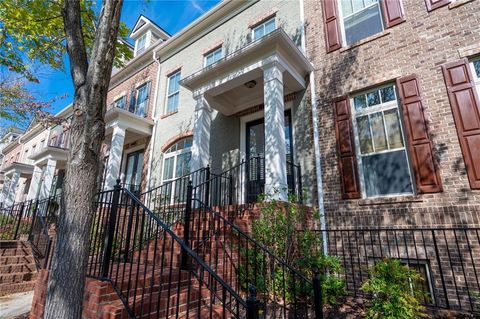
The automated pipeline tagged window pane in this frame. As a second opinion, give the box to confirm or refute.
[163,157,174,180]
[380,86,395,103]
[264,18,276,34]
[341,0,353,16]
[370,112,387,151]
[384,109,404,149]
[167,92,179,112]
[357,115,373,154]
[344,3,383,45]
[168,72,180,95]
[362,150,413,196]
[354,95,367,110]
[367,90,381,106]
[175,152,191,178]
[474,60,480,78]
[137,85,148,103]
[352,0,364,13]
[214,48,222,61]
[253,26,264,40]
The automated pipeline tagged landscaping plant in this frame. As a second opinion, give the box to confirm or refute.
[361,258,428,319]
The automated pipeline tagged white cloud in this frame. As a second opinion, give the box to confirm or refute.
[190,0,205,13]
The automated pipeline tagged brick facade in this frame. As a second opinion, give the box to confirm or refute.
[304,0,480,228]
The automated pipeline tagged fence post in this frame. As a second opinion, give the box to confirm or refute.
[246,285,259,319]
[181,180,193,270]
[101,180,121,278]
[228,173,233,206]
[13,202,25,240]
[204,165,210,207]
[312,267,324,319]
[28,200,38,241]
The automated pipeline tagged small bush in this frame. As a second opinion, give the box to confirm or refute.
[361,258,428,319]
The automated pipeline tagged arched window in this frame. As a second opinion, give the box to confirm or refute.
[162,137,192,183]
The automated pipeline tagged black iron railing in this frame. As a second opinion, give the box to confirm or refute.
[88,183,256,319]
[311,228,480,315]
[181,173,320,318]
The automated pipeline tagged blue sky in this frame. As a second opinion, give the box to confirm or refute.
[25,0,220,117]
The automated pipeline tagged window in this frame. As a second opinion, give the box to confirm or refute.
[166,71,181,113]
[114,96,126,110]
[252,17,276,40]
[204,47,223,67]
[161,137,192,204]
[135,33,147,56]
[134,84,149,117]
[351,84,413,197]
[471,58,480,94]
[339,0,384,45]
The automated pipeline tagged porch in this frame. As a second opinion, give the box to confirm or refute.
[181,29,313,202]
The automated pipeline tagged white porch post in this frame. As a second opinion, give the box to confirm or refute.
[191,95,212,172]
[5,172,20,206]
[27,165,43,200]
[263,62,288,201]
[105,125,126,190]
[39,159,57,199]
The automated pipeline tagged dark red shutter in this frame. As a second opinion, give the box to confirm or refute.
[322,0,342,53]
[334,97,361,199]
[425,0,450,11]
[396,75,443,193]
[442,59,480,189]
[381,0,406,28]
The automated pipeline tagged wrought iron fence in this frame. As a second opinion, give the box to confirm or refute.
[311,228,480,315]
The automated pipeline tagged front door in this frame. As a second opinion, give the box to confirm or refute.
[245,111,293,202]
[124,150,144,193]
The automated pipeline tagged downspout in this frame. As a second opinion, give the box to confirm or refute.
[145,50,162,190]
[300,0,328,253]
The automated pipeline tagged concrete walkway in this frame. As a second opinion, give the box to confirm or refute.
[0,291,33,319]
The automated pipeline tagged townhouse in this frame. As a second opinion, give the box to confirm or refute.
[304,0,480,229]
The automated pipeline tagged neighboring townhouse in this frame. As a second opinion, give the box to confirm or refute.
[304,0,480,228]
[149,0,316,204]
[0,127,23,191]
[102,15,169,193]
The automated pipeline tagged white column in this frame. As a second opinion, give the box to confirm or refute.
[263,62,288,201]
[39,159,57,199]
[5,172,20,206]
[27,165,43,200]
[104,125,126,190]
[191,95,212,172]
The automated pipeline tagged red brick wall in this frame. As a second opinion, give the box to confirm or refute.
[304,0,480,228]
[30,270,127,319]
[107,60,159,120]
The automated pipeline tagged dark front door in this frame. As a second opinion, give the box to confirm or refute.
[245,111,293,203]
[124,150,144,193]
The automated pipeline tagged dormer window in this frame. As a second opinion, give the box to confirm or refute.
[135,33,148,56]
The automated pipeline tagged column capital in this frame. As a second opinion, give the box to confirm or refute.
[262,61,285,83]
[194,95,213,113]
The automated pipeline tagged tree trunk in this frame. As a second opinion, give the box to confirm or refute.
[44,1,123,318]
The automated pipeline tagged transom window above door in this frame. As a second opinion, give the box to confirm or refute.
[252,17,276,40]
[339,0,384,45]
[351,84,414,197]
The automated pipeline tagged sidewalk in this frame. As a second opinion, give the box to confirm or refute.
[0,291,33,319]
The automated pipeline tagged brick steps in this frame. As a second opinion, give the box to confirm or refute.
[0,240,38,297]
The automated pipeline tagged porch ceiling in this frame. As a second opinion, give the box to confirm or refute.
[180,29,313,116]
[3,162,34,177]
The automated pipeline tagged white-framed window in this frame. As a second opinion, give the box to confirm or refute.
[204,47,223,67]
[252,17,276,40]
[351,84,414,198]
[338,0,384,46]
[471,58,480,94]
[166,71,181,114]
[162,137,192,184]
[114,96,126,110]
[134,83,149,117]
[135,33,148,56]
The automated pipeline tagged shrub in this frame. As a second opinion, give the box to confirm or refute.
[361,258,428,319]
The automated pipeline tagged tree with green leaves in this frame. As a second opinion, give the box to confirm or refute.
[1,1,131,317]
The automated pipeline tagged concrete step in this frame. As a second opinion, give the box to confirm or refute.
[0,262,37,274]
[0,255,35,265]
[0,271,38,284]
[0,281,36,297]
[0,247,34,257]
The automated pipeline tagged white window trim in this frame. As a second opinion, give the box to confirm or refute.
[350,84,415,199]
[203,46,223,67]
[251,17,276,41]
[337,0,385,46]
[134,82,149,116]
[470,58,480,95]
[165,71,181,114]
[114,95,126,109]
[134,31,151,57]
